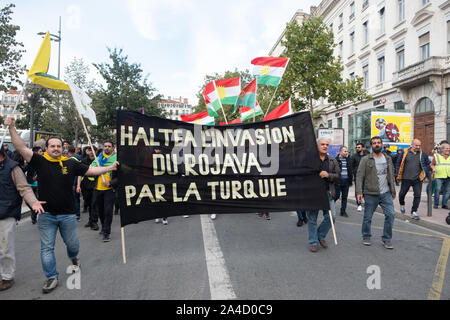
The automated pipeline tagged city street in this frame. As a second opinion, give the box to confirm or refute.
[1,201,449,300]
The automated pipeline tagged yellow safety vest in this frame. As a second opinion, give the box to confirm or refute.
[434,154,450,179]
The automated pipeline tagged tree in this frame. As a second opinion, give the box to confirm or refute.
[15,84,59,133]
[92,48,164,141]
[0,3,25,91]
[277,16,370,118]
[61,58,97,146]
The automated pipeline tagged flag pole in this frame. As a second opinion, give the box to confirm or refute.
[253,80,258,122]
[121,227,127,264]
[0,79,28,149]
[213,80,228,124]
[263,58,290,118]
[329,210,338,245]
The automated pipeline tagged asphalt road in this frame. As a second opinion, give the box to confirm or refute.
[1,201,449,300]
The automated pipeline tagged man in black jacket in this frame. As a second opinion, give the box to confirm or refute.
[350,143,368,211]
[305,139,341,253]
[335,146,353,217]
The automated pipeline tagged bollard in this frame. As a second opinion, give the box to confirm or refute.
[427,173,432,217]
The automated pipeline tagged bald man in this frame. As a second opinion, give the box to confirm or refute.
[395,139,431,220]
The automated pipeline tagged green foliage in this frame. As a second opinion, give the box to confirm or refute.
[277,16,370,116]
[92,48,164,140]
[15,85,59,133]
[0,3,25,91]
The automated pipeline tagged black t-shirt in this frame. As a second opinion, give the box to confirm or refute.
[29,153,89,214]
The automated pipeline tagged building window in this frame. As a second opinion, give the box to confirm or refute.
[339,40,343,57]
[350,31,355,54]
[328,119,333,128]
[363,64,369,88]
[398,0,405,22]
[416,97,434,114]
[447,20,450,54]
[379,7,385,35]
[394,101,405,111]
[362,0,369,10]
[422,0,429,5]
[339,13,343,30]
[349,71,355,81]
[419,32,430,60]
[363,21,369,44]
[396,45,405,70]
[447,89,450,142]
[350,2,355,20]
[337,117,343,128]
[378,55,385,83]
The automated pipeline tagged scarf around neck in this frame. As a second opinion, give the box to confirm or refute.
[43,152,69,167]
[97,151,114,167]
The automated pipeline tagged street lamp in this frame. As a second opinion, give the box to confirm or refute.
[37,16,61,79]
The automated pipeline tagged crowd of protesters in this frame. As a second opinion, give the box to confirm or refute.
[1,110,450,292]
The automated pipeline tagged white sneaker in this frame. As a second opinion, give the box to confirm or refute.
[162,218,168,225]
[155,219,161,223]
[183,215,189,218]
[210,214,216,220]
[357,205,362,212]
[411,212,420,220]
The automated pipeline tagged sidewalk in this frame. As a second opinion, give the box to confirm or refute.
[347,184,450,236]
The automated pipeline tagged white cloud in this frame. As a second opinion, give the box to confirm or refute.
[66,5,81,30]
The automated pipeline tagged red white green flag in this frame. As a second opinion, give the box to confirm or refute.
[181,110,215,125]
[202,81,222,117]
[234,78,257,112]
[240,100,263,122]
[215,77,241,105]
[263,99,292,121]
[251,57,289,87]
[220,118,242,125]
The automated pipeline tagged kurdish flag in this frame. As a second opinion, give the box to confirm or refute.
[215,77,241,105]
[181,110,215,125]
[240,101,263,122]
[264,99,293,121]
[202,81,222,117]
[234,78,257,112]
[66,80,98,126]
[27,32,70,91]
[251,57,289,87]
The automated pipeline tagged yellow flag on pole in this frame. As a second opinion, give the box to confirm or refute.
[26,32,70,91]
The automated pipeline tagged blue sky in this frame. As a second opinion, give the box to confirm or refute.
[11,0,317,106]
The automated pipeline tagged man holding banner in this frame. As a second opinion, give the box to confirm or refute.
[305,139,340,253]
[5,117,118,293]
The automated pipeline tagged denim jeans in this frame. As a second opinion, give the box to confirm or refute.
[37,213,79,279]
[434,178,450,207]
[73,190,80,218]
[305,192,336,245]
[335,179,350,212]
[296,211,304,220]
[362,192,395,241]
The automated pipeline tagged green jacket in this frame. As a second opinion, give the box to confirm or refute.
[356,153,396,196]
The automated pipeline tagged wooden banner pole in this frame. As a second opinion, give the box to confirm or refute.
[329,210,338,245]
[121,227,127,264]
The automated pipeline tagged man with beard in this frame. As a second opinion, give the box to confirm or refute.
[356,136,396,249]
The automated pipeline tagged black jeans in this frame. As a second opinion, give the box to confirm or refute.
[92,189,115,235]
[399,179,423,213]
[335,179,350,212]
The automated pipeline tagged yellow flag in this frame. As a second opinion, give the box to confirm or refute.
[26,31,70,91]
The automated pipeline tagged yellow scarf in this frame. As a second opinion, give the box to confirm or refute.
[43,152,69,168]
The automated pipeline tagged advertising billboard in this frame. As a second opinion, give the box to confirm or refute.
[318,128,344,157]
[371,112,411,153]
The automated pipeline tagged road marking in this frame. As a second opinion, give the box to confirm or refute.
[427,238,450,300]
[200,214,236,300]
[337,221,446,239]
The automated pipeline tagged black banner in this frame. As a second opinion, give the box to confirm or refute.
[117,110,329,227]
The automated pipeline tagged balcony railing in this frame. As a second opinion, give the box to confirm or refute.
[392,56,449,88]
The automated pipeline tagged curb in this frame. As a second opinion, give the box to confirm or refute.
[347,198,450,236]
